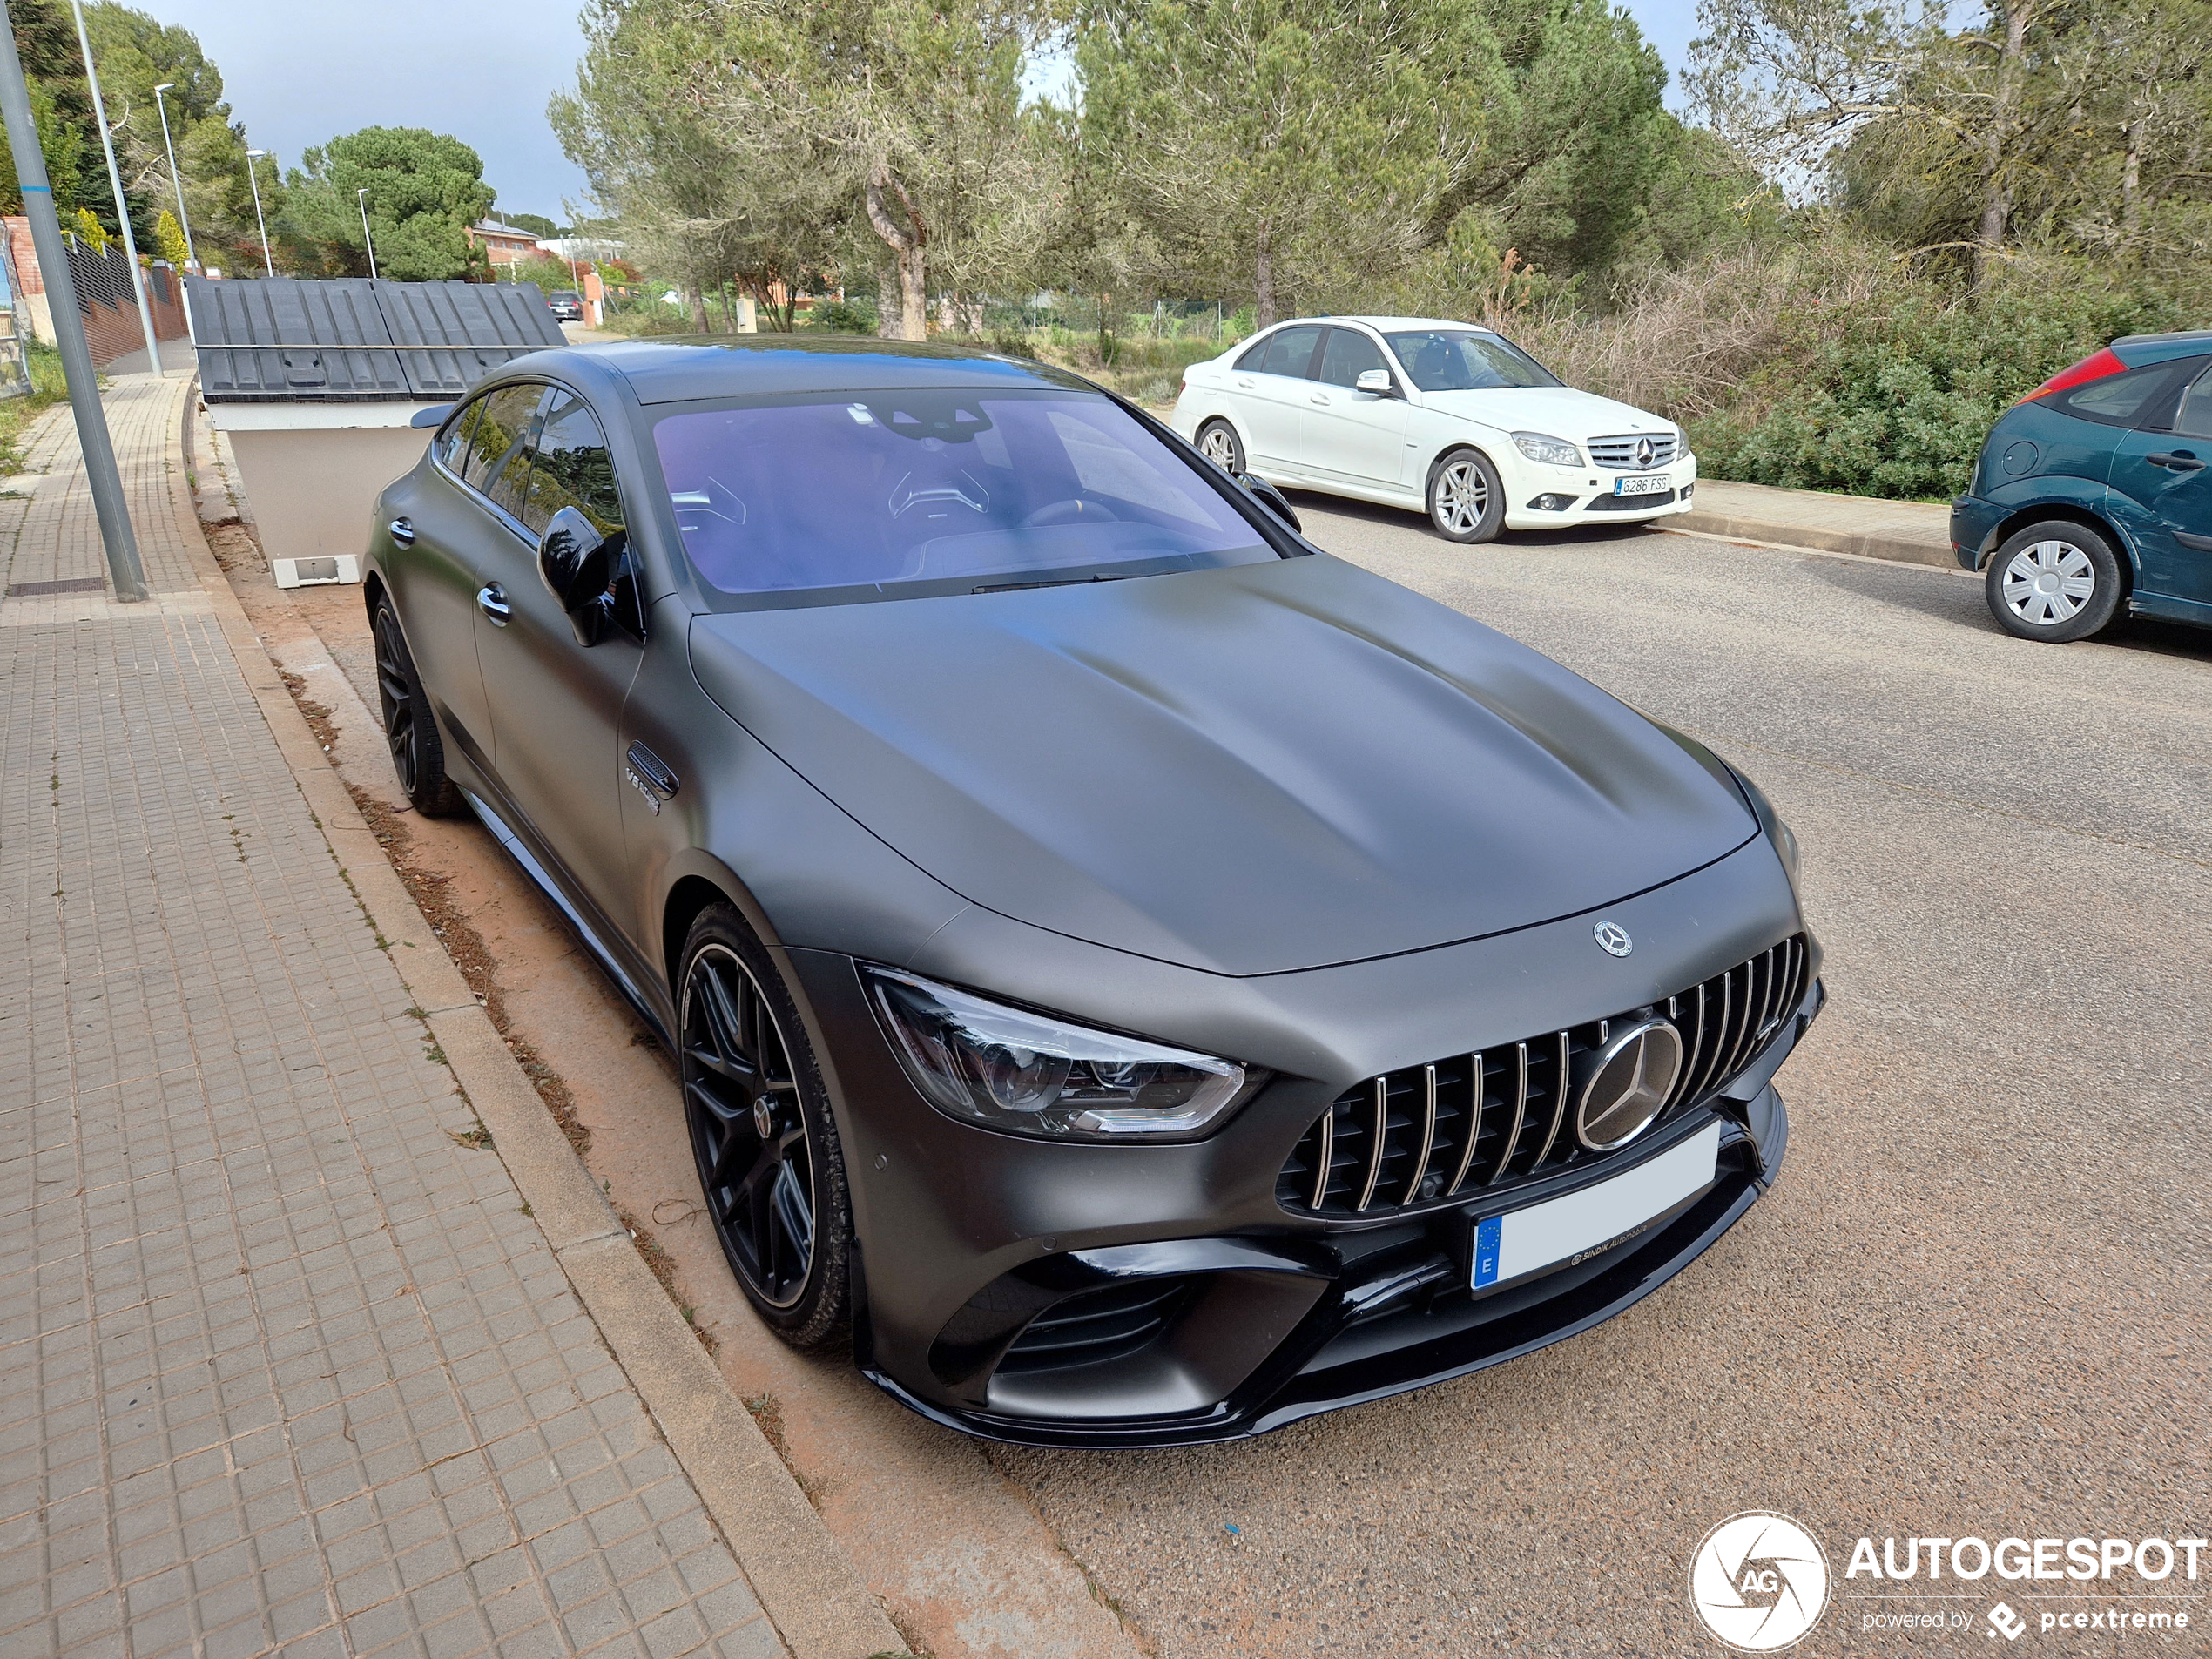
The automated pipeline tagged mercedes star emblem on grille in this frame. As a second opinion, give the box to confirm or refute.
[1594,921,1634,956]
[1635,436,1656,469]
[1575,1019,1684,1150]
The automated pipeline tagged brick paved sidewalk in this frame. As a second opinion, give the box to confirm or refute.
[0,375,794,1659]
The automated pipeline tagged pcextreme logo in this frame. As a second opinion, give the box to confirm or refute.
[1690,1512,1832,1651]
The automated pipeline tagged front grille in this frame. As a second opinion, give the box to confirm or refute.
[1588,432,1679,470]
[1587,489,1676,511]
[1277,936,1808,1218]
[995,1278,1192,1375]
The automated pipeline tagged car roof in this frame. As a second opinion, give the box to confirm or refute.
[1257,316,1497,334]
[2114,329,2212,366]
[502,335,1098,406]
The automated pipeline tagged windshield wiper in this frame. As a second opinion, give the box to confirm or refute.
[971,572,1132,595]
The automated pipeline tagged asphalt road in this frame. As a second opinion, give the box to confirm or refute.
[983,502,2212,1654]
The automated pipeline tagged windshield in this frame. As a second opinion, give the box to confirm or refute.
[1385,330,1561,393]
[653,388,1278,604]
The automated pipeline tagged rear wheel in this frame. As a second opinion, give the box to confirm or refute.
[1196,419,1245,473]
[678,904,851,1347]
[370,597,463,816]
[1986,521,2124,642]
[1426,448,1505,543]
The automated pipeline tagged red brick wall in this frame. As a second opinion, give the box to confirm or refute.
[3,214,191,367]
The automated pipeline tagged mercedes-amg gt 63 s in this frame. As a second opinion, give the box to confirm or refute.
[366,337,1823,1447]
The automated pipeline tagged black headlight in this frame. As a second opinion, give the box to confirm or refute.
[860,966,1264,1142]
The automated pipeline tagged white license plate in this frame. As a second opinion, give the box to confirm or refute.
[1470,1121,1720,1291]
[1614,473,1672,496]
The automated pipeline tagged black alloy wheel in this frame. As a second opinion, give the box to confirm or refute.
[371,599,462,816]
[679,907,850,1345]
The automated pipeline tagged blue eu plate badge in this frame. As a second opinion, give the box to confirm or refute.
[1472,1215,1502,1287]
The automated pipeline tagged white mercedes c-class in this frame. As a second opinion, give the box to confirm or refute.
[1170,315,1696,543]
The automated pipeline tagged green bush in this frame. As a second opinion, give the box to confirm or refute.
[1690,282,2188,500]
[801,297,879,334]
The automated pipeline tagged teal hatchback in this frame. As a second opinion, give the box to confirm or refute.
[1952,330,2212,641]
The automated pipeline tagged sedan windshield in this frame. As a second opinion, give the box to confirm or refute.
[653,388,1278,605]
[1386,330,1561,393]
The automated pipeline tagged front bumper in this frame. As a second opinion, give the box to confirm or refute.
[789,838,1820,1447]
[1503,457,1699,531]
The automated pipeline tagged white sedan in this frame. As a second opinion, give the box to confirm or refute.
[1169,314,1696,543]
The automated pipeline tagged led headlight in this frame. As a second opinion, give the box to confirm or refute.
[1512,431,1581,468]
[860,966,1262,1140]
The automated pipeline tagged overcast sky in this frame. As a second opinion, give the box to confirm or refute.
[156,0,1703,226]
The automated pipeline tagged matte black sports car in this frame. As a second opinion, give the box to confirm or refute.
[366,337,1822,1447]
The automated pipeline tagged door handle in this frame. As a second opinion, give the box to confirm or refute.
[476,583,510,626]
[2147,452,2205,471]
[1235,377,1256,389]
[388,517,415,546]
[1309,392,1331,405]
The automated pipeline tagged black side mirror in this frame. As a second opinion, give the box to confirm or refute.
[1234,471,1302,533]
[539,506,613,644]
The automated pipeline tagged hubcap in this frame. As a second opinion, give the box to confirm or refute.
[682,945,815,1309]
[1199,426,1238,469]
[372,610,419,794]
[2000,541,2094,625]
[1433,459,1489,535]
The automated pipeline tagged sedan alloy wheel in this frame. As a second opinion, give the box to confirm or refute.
[684,943,815,1308]
[1426,448,1505,543]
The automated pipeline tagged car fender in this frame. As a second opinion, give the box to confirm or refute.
[1979,475,2141,583]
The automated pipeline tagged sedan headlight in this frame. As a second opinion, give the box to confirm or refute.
[861,966,1263,1141]
[1512,431,1581,468]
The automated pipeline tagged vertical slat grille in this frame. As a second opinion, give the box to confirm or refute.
[1276,934,1811,1217]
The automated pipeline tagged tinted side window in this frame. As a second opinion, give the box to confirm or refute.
[1258,326,1324,379]
[2058,362,2190,428]
[2167,362,2212,440]
[522,395,624,536]
[435,400,482,478]
[468,383,549,519]
[1318,328,1388,388]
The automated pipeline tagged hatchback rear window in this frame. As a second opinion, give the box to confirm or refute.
[652,388,1278,604]
[2054,361,2195,427]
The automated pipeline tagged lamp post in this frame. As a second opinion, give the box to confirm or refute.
[151,81,197,271]
[69,0,159,373]
[244,146,273,275]
[357,188,377,279]
[0,0,147,598]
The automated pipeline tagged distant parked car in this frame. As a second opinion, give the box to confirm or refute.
[1170,315,1696,543]
[547,291,586,322]
[1954,330,2212,641]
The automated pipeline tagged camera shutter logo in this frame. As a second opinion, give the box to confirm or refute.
[1689,1513,1830,1651]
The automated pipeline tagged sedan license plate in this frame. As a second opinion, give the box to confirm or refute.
[1471,1122,1720,1291]
[1614,473,1672,496]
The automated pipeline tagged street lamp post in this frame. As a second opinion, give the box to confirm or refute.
[244,146,273,275]
[69,0,159,373]
[357,188,377,279]
[151,82,197,271]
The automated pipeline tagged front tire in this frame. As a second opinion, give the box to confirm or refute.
[678,905,851,1347]
[1986,521,2124,642]
[1426,448,1505,543]
[1196,418,1245,474]
[371,597,463,816]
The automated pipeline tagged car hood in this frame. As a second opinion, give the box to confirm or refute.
[687,556,1755,976]
[1418,386,1674,443]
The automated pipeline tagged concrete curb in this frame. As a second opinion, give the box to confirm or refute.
[1672,506,1958,570]
[170,378,907,1659]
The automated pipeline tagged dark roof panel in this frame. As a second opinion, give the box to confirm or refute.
[591,336,1086,405]
[187,276,564,402]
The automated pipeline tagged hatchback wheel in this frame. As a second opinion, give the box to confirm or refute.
[1986,521,2123,642]
[678,906,850,1346]
[1426,448,1505,543]
[371,598,462,816]
[1197,419,1245,473]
